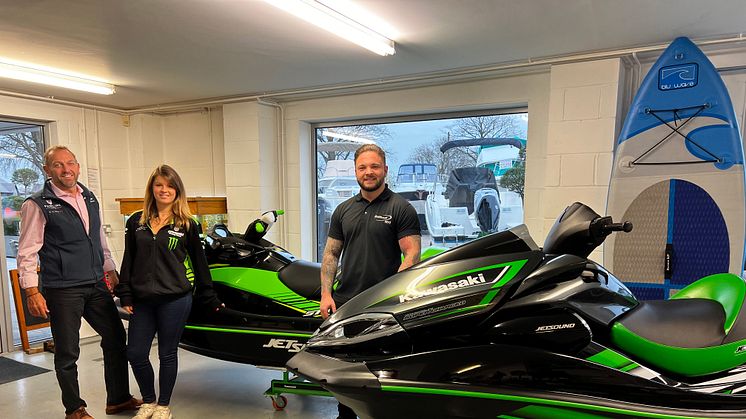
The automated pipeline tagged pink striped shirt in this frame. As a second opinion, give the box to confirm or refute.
[17,182,116,289]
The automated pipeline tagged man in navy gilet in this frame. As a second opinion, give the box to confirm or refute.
[17,146,142,419]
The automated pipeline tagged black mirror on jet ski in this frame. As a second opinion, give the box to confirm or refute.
[289,202,746,419]
[543,202,632,258]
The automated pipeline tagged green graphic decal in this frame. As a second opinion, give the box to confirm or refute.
[371,259,528,307]
[184,255,195,284]
[210,267,320,314]
[430,303,490,320]
[586,348,639,372]
[168,236,178,250]
[184,325,312,338]
[381,386,717,418]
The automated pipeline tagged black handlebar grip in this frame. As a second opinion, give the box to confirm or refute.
[603,222,633,233]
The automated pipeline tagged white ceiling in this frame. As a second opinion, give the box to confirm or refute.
[0,0,745,110]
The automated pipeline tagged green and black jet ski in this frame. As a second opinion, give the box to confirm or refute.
[288,202,746,418]
[179,210,324,368]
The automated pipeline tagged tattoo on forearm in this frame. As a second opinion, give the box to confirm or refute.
[321,238,342,293]
[399,235,422,271]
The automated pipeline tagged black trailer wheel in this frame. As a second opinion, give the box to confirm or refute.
[271,395,288,411]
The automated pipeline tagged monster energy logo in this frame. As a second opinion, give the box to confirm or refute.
[168,237,178,250]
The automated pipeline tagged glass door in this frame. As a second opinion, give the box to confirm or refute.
[0,120,48,352]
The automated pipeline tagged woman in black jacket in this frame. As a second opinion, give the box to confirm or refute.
[116,164,221,419]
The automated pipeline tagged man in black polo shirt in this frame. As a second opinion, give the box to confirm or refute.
[320,143,421,419]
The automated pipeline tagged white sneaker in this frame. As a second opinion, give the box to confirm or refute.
[151,405,173,419]
[133,403,158,419]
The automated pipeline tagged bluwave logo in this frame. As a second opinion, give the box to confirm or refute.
[535,323,576,332]
[263,338,305,353]
[168,237,178,250]
[374,214,392,224]
[399,266,510,303]
[659,63,698,91]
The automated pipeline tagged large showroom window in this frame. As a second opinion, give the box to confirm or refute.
[315,111,528,260]
[0,120,49,349]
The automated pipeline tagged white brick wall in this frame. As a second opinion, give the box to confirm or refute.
[222,102,281,236]
[545,58,624,254]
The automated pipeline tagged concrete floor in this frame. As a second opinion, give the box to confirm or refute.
[0,337,338,418]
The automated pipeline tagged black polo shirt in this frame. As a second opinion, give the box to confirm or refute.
[328,185,420,302]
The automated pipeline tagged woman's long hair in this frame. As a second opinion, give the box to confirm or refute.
[140,164,193,231]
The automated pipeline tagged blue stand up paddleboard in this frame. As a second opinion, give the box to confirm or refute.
[605,37,746,300]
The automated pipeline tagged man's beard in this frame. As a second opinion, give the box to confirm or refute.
[358,176,384,192]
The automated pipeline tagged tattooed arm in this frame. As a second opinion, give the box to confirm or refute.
[398,234,421,271]
[320,237,343,319]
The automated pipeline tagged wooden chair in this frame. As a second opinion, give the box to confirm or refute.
[9,268,50,353]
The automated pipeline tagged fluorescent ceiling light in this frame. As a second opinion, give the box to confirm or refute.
[0,59,115,95]
[322,130,375,144]
[264,0,396,56]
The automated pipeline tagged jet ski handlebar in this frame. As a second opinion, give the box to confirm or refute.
[601,221,633,233]
[590,217,633,241]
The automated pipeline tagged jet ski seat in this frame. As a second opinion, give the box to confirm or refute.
[611,273,746,377]
[278,260,322,300]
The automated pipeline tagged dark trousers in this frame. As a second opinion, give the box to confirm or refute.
[45,281,131,414]
[334,296,357,419]
[127,293,192,406]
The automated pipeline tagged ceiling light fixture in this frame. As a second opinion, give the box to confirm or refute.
[0,59,115,95]
[263,0,396,56]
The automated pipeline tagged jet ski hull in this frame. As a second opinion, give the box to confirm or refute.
[288,346,746,418]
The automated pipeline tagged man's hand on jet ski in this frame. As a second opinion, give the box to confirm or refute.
[320,293,337,319]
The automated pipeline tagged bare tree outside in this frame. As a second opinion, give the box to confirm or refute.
[407,114,527,174]
[408,134,480,177]
[0,129,45,174]
[449,114,525,140]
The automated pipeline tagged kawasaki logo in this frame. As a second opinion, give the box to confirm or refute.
[736,345,746,354]
[262,338,305,353]
[399,266,509,303]
[168,237,178,250]
[536,323,575,332]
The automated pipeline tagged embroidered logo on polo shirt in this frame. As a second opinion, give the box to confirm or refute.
[374,214,392,224]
